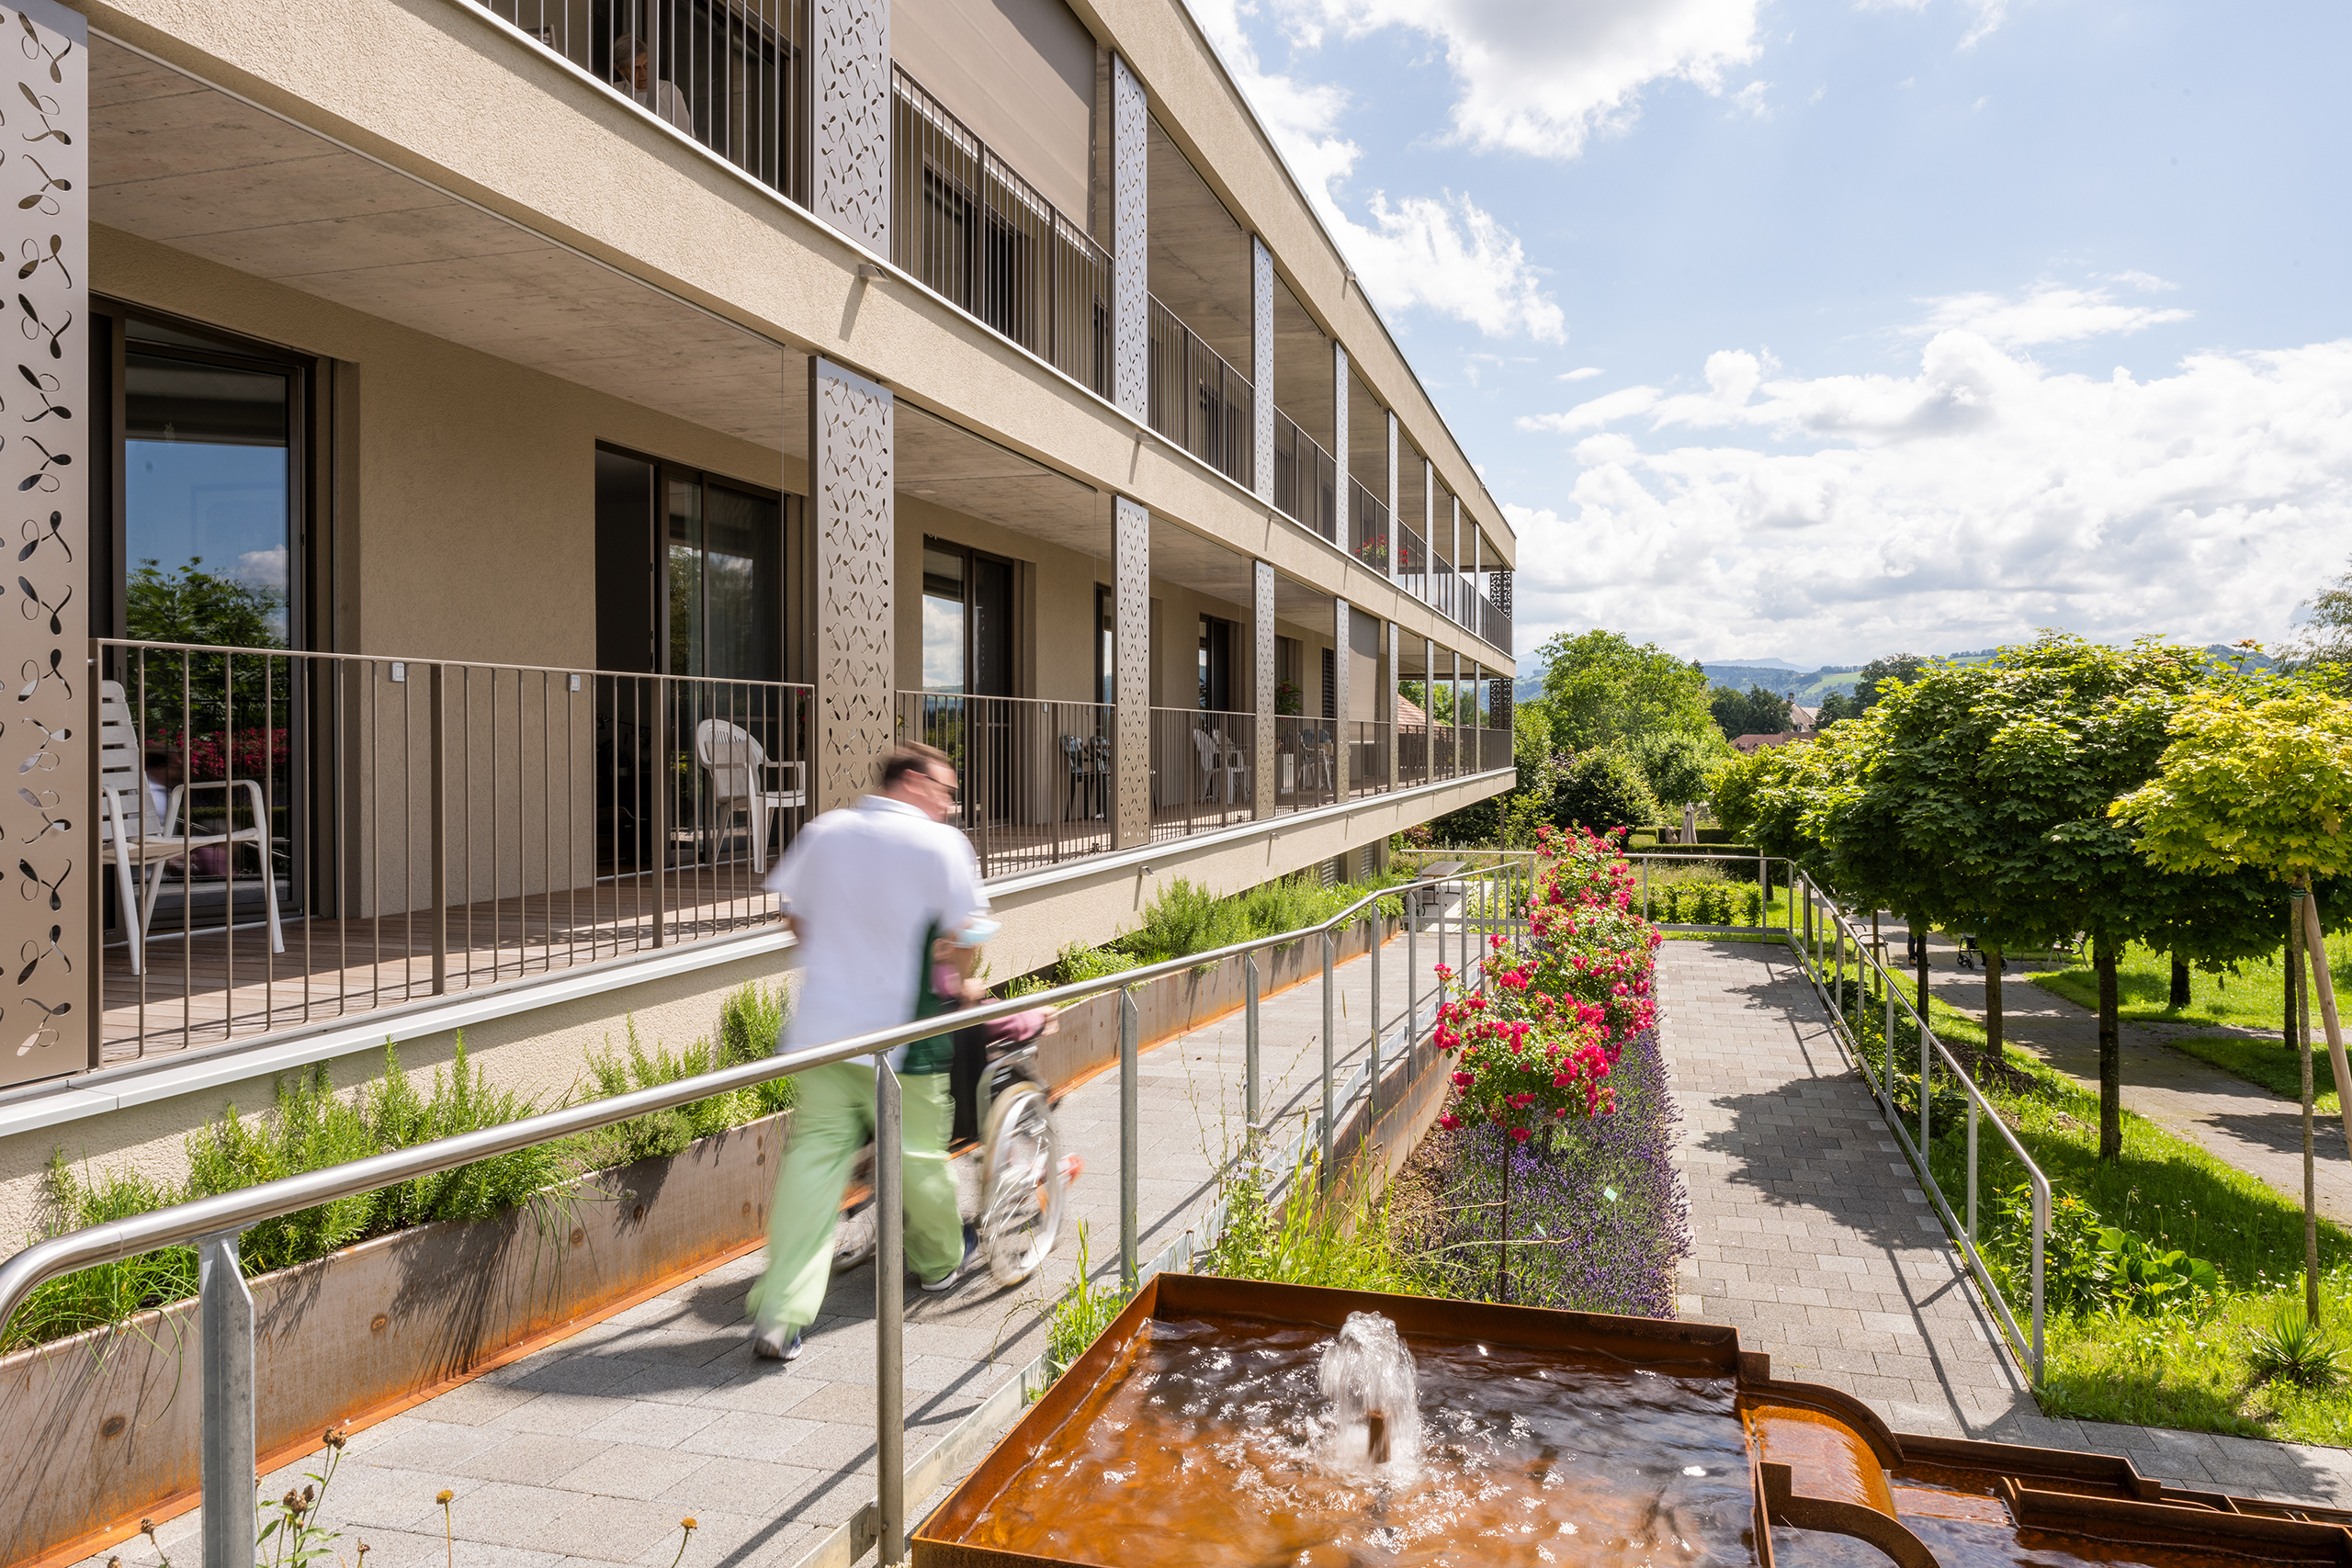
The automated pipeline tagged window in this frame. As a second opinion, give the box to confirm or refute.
[1096,583,1114,706]
[1197,615,1233,712]
[96,310,309,650]
[921,538,1013,696]
[594,446,782,680]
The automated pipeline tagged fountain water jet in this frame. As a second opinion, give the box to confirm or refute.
[1317,1311,1421,1480]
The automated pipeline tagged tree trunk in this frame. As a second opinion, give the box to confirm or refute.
[2292,882,2319,1324]
[2096,937,2122,1161]
[1984,947,2004,1075]
[2170,956,2191,1010]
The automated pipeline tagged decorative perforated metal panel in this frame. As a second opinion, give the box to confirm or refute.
[1492,567,1511,617]
[1252,559,1274,819]
[1331,599,1350,796]
[811,357,895,810]
[1251,238,1274,502]
[1330,343,1348,547]
[812,0,890,252]
[3,0,85,1086]
[1114,496,1149,847]
[1111,55,1148,421]
[1490,676,1513,737]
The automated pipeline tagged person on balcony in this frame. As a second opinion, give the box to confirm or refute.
[744,741,985,1361]
[611,33,694,134]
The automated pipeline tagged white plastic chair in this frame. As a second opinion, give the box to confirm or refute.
[1192,725,1246,803]
[96,680,284,976]
[695,718,807,872]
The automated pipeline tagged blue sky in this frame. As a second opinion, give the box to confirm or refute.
[1191,0,2352,670]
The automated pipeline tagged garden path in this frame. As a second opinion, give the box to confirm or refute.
[80,907,1463,1568]
[1907,932,2352,1226]
[1661,937,2352,1505]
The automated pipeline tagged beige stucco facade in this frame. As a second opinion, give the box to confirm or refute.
[0,0,1521,1219]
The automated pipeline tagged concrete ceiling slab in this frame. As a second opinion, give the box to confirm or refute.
[87,37,792,455]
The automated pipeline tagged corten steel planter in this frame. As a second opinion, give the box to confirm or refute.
[916,1274,2352,1568]
[1035,917,1402,1092]
[0,1111,786,1568]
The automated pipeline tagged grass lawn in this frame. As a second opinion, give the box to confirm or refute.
[1826,961,2352,1445]
[2030,935,2352,1035]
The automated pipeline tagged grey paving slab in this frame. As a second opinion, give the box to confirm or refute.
[1660,938,2352,1506]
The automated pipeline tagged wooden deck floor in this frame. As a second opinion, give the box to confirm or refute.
[100,865,776,1065]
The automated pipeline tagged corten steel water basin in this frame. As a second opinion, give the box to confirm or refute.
[915,1275,2352,1568]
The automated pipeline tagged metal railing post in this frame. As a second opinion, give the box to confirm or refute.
[199,1232,256,1568]
[1244,953,1261,1133]
[1320,929,1336,1174]
[1407,891,1420,1054]
[1641,855,1649,922]
[1120,987,1138,1286]
[874,1061,905,1565]
[650,677,669,949]
[429,663,448,995]
[1967,1100,1979,1248]
[1883,949,1897,1115]
[2030,1177,2049,1382]
[1368,914,1382,1113]
[1921,1010,1932,1154]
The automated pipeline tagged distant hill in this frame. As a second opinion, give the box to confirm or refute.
[1508,644,2277,709]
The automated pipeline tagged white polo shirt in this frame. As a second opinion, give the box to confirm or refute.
[764,795,988,1070]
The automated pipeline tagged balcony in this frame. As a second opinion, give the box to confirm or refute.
[896,693,1116,875]
[1349,477,1389,576]
[1148,298,1253,490]
[92,641,809,1066]
[892,66,1111,399]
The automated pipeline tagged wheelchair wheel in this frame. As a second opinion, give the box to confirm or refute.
[978,1080,1064,1286]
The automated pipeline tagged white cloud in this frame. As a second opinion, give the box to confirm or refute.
[1908,279,2191,348]
[1520,385,1663,434]
[1730,81,1773,119]
[1559,367,1607,381]
[1188,0,1567,343]
[232,547,288,588]
[1281,0,1764,159]
[1507,297,2352,665]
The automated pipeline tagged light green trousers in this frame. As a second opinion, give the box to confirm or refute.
[746,1061,964,1336]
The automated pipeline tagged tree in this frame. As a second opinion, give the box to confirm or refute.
[1709,682,1792,740]
[1621,730,1728,811]
[1823,636,2306,1156]
[1854,653,1926,711]
[2114,680,2352,1317]
[1536,629,1716,752]
[2284,556,2352,672]
[1549,750,1659,834]
[1814,690,1859,728]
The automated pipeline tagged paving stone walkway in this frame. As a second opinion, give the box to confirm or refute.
[85,908,1468,1568]
[1661,937,2352,1505]
[1899,933,2352,1225]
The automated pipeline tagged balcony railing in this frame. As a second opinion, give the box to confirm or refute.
[895,693,1114,876]
[1347,720,1392,798]
[91,640,809,1066]
[1147,298,1253,490]
[1396,722,1428,788]
[892,67,1111,398]
[481,0,805,201]
[1348,478,1389,575]
[1272,411,1339,541]
[1148,707,1256,839]
[1472,589,1513,655]
[1271,716,1340,813]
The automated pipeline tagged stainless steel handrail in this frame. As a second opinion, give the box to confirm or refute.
[0,860,1527,1568]
[1779,863,2050,1382]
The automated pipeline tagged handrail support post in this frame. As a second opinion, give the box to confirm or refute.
[199,1230,256,1568]
[1244,953,1261,1134]
[875,1060,905,1566]
[1120,987,1138,1287]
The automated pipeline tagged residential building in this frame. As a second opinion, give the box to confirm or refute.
[0,0,1516,1228]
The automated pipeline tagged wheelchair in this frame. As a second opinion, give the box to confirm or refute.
[831,1024,1070,1288]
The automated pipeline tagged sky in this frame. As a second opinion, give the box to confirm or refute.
[1185,0,2352,671]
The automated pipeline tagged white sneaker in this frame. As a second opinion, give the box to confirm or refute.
[752,1326,804,1360]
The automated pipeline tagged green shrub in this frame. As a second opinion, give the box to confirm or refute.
[1549,750,1660,834]
[718,982,796,1119]
[1122,878,1250,965]
[5,1160,199,1350]
[582,1027,740,1168]
[1203,1141,1427,1294]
